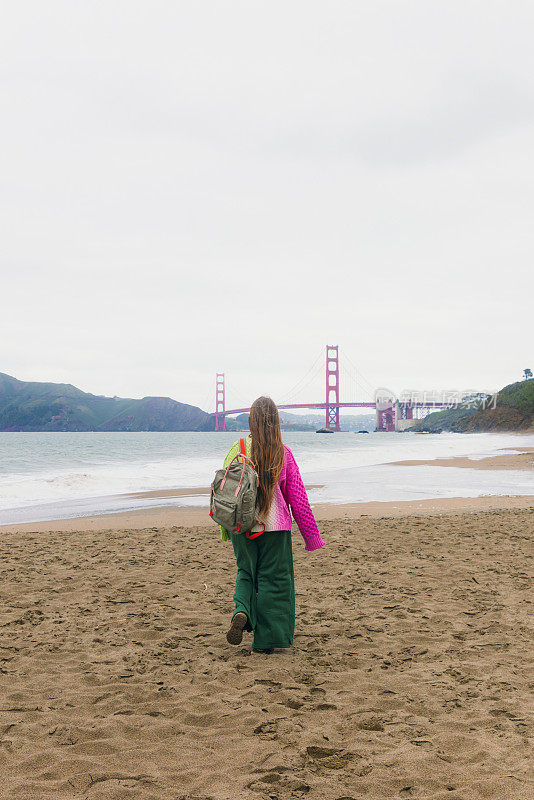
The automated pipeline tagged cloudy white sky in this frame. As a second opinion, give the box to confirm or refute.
[1,1,532,413]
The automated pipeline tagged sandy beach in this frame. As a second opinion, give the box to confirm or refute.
[3,2,533,796]
[390,447,534,472]
[1,499,533,799]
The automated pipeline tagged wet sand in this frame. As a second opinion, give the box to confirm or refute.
[390,448,534,471]
[124,485,324,500]
[1,506,533,799]
[1,494,533,534]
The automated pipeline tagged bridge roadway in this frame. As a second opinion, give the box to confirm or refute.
[217,401,450,417]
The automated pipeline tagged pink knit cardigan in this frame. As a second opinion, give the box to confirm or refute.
[221,441,325,552]
[278,445,326,551]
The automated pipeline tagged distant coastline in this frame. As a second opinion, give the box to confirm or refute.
[0,372,374,433]
[2,370,532,434]
[409,379,534,434]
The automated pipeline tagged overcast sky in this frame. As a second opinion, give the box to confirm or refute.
[1,1,532,413]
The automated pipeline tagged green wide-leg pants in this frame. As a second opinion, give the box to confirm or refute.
[230,530,295,650]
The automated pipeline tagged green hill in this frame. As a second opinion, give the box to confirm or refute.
[411,380,534,433]
[453,380,534,432]
[409,404,478,433]
[0,372,229,432]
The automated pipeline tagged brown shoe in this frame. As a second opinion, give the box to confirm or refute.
[226,612,248,645]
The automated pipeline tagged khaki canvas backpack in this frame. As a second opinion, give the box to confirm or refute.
[209,438,265,538]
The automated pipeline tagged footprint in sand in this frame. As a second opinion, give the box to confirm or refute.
[306,746,355,770]
[177,796,215,800]
[248,774,310,795]
[281,698,304,709]
[356,715,385,731]
[253,720,280,737]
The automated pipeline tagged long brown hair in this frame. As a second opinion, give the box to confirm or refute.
[249,396,285,517]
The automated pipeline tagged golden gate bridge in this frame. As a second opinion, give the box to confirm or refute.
[213,345,451,432]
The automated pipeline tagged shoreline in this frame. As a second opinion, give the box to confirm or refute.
[389,448,534,471]
[122,483,324,500]
[1,447,532,532]
[1,493,533,533]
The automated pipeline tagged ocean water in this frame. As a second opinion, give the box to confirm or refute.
[0,430,533,524]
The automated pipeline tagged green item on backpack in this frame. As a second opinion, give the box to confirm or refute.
[210,438,264,537]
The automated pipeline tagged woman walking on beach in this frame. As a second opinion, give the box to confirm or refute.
[220,396,325,653]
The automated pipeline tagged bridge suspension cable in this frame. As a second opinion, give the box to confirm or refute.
[200,385,213,413]
[276,347,324,406]
[341,351,378,401]
[341,359,373,403]
[224,379,250,410]
[277,361,323,407]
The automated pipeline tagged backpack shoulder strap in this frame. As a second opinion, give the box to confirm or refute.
[239,438,246,456]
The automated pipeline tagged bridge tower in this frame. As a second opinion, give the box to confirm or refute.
[325,345,340,431]
[215,372,226,431]
[376,404,395,431]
